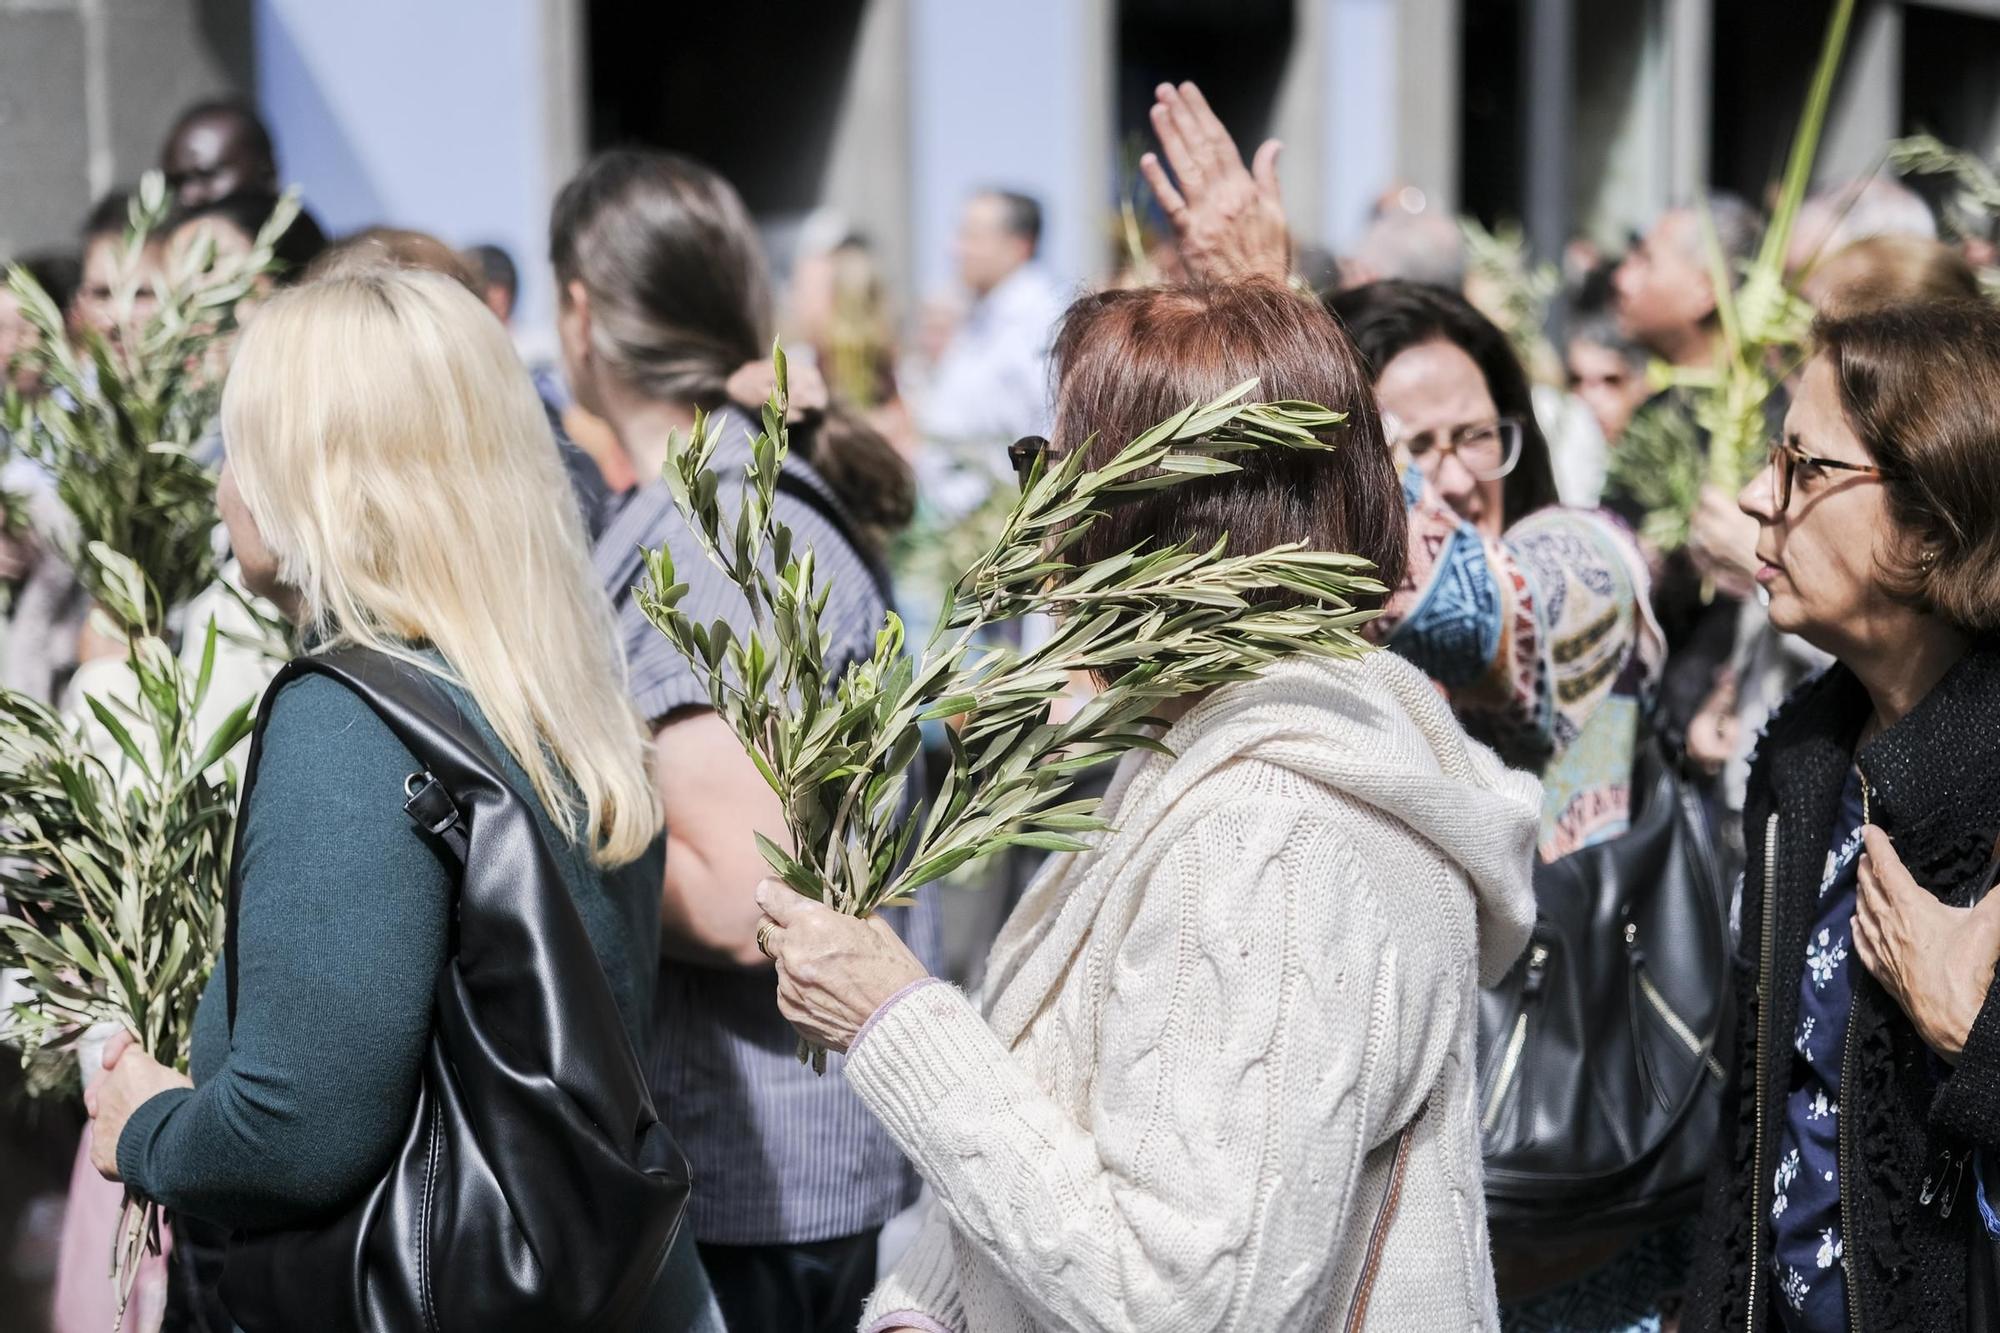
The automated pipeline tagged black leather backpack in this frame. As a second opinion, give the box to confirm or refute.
[215,650,690,1332]
[1475,735,1732,1298]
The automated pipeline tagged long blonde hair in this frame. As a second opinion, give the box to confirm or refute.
[221,267,659,866]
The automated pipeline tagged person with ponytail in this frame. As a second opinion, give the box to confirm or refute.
[552,147,937,1333]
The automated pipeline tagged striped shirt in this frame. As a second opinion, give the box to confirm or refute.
[593,407,940,1245]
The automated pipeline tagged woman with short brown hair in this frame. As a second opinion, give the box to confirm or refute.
[748,280,1540,1332]
[1685,299,2000,1332]
[1048,279,1407,597]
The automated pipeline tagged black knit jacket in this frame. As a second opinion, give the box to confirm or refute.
[1685,640,2000,1333]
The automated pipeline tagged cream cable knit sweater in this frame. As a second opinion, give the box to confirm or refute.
[848,650,1541,1333]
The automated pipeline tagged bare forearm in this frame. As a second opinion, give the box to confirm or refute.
[658,832,773,969]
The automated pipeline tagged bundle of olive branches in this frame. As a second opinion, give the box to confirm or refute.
[1632,0,1853,547]
[0,546,256,1312]
[639,351,1385,1064]
[1,173,299,631]
[0,544,251,1054]
[0,171,295,1316]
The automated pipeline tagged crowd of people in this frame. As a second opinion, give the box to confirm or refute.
[5,74,2000,1333]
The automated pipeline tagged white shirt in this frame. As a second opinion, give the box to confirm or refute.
[918,264,1069,453]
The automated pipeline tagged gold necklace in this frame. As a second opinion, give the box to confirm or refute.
[1859,765,1873,826]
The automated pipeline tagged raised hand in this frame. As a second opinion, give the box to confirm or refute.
[1139,81,1291,285]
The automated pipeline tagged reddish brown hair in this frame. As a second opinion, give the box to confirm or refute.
[1815,299,2000,632]
[1050,281,1406,606]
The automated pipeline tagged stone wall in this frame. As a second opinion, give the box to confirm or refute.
[0,0,251,261]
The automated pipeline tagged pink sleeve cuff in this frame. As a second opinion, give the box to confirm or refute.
[864,1313,954,1333]
[853,976,946,1056]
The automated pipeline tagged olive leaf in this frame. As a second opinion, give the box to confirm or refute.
[637,344,1388,1067]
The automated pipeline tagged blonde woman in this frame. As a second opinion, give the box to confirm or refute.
[78,268,721,1330]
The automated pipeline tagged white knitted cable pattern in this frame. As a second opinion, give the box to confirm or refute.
[850,651,1539,1333]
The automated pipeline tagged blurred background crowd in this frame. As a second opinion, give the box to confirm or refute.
[8,1,2000,1330]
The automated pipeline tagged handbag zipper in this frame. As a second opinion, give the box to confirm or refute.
[1747,811,1779,1331]
[420,1097,443,1333]
[1481,942,1548,1135]
[1627,922,1728,1083]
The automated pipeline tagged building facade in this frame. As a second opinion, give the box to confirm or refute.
[4,0,2000,349]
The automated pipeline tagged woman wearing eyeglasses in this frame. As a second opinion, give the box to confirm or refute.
[1327,281,1663,865]
[1681,301,2000,1332]
[1323,280,1683,1333]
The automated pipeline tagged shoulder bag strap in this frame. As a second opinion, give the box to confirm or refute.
[1340,1099,1430,1333]
[225,652,470,1032]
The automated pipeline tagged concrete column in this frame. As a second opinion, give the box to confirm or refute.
[820,0,914,308]
[1321,0,1460,250]
[907,0,1114,297]
[1322,0,1397,250]
[1269,0,1327,246]
[1573,0,1672,247]
[1523,0,1576,265]
[0,0,248,257]
[1664,0,1711,204]
[540,0,586,216]
[1398,0,1461,216]
[1819,0,1902,183]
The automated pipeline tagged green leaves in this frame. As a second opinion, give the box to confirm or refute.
[0,599,246,1080]
[0,171,291,1130]
[2,174,300,635]
[637,348,1386,973]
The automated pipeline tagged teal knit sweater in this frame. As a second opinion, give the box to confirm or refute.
[116,670,664,1231]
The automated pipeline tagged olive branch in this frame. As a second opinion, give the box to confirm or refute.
[637,349,1385,1059]
[2,173,301,635]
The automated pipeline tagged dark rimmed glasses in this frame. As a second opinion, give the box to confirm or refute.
[1007,435,1180,511]
[1008,435,1050,488]
[1383,415,1524,483]
[1768,438,1894,512]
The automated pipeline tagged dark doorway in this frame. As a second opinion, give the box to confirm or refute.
[585,0,868,222]
[1708,0,1839,206]
[1114,0,1293,250]
[1460,0,1526,229]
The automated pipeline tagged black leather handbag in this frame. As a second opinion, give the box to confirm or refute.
[214,650,691,1332]
[1475,734,1732,1294]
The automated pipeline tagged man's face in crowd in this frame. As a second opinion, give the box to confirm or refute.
[953,195,1030,298]
[163,113,273,209]
[1614,210,1716,354]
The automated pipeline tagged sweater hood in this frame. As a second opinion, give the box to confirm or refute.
[1160,649,1541,986]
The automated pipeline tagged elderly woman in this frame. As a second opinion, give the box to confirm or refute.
[1683,299,2000,1332]
[754,279,1540,1332]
